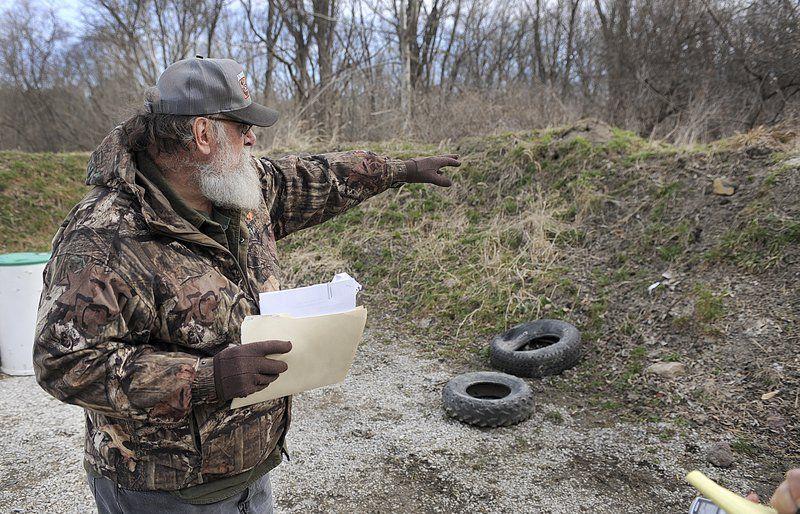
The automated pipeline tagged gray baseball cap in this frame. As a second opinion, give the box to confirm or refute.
[150,56,278,127]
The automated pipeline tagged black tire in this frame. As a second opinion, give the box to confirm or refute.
[490,319,581,378]
[442,371,534,427]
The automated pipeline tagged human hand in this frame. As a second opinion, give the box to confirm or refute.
[746,469,800,514]
[402,154,461,187]
[213,340,292,401]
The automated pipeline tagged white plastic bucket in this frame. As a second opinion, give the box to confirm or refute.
[0,252,50,376]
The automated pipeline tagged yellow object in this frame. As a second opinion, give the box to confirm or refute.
[230,306,368,409]
[686,471,777,514]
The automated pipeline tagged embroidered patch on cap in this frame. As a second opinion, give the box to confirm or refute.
[237,71,250,100]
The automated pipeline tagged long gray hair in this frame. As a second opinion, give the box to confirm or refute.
[120,87,212,155]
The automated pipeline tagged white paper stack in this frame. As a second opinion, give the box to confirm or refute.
[258,272,362,317]
[230,273,367,409]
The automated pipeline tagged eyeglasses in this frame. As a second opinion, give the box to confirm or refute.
[205,115,253,136]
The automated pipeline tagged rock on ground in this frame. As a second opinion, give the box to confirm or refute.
[712,177,736,196]
[646,362,687,378]
[0,327,766,513]
[706,443,736,469]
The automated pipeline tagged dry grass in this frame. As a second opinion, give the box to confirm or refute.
[280,176,568,344]
[718,123,800,153]
[276,129,627,349]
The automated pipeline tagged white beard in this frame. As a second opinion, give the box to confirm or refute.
[194,131,262,211]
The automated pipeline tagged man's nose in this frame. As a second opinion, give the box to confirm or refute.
[244,129,256,147]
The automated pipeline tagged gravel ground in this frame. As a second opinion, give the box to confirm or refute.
[0,326,770,513]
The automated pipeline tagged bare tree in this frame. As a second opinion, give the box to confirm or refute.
[1,0,799,150]
[0,1,75,150]
[84,0,226,86]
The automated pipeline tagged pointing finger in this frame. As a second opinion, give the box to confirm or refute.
[435,156,461,168]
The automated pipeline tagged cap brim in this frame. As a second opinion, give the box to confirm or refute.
[224,102,279,127]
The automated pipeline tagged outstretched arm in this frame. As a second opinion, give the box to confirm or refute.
[259,151,460,240]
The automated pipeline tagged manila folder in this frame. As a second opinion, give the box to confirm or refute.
[230,306,368,409]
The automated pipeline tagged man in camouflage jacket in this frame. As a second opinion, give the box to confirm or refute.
[33,57,459,512]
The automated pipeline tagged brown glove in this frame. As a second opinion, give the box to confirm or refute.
[192,340,292,404]
[402,154,460,187]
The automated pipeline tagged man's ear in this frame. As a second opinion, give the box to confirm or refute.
[192,117,214,156]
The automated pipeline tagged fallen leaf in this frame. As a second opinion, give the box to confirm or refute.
[761,390,780,400]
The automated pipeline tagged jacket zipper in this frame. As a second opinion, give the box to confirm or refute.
[278,396,292,461]
[189,410,203,456]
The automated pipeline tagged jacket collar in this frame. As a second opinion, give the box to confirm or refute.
[86,127,229,252]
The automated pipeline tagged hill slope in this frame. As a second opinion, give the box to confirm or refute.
[286,121,800,470]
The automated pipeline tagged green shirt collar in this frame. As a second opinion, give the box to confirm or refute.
[206,208,231,231]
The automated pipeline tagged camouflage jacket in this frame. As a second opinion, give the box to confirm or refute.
[33,128,406,491]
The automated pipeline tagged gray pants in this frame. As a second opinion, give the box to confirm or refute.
[87,472,275,514]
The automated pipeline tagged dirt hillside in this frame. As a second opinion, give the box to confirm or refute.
[280,120,800,489]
